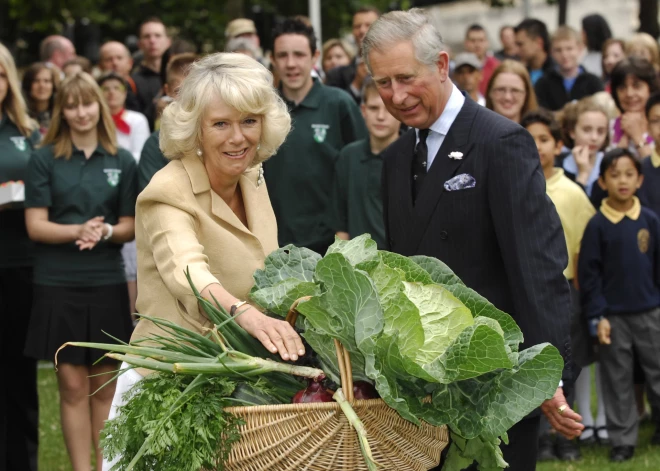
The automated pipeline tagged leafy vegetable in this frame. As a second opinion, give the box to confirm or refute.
[101,373,243,471]
[250,234,564,471]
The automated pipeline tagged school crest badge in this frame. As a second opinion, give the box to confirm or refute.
[103,168,122,187]
[638,228,650,254]
[10,136,27,152]
[311,124,329,143]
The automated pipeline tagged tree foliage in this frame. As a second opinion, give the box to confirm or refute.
[0,0,405,65]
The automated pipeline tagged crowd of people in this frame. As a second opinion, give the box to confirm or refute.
[1,5,660,471]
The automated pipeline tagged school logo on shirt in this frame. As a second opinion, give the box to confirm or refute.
[638,228,650,254]
[311,124,329,143]
[103,168,122,187]
[10,136,27,151]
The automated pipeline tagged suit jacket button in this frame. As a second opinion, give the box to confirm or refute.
[389,237,395,246]
[439,230,448,240]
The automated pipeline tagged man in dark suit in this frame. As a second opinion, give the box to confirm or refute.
[363,9,584,470]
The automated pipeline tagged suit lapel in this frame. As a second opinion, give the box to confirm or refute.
[408,98,480,253]
[181,154,259,240]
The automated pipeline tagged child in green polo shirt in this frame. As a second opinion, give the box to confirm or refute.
[331,78,400,249]
[23,72,137,470]
[522,108,597,462]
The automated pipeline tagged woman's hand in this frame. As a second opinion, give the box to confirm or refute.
[234,305,305,361]
[74,216,105,250]
[620,112,647,144]
[77,216,105,242]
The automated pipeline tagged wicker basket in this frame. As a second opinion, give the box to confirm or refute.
[223,298,449,471]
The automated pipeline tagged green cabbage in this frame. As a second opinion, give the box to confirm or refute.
[250,234,563,471]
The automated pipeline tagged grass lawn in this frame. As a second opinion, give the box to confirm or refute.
[37,363,660,471]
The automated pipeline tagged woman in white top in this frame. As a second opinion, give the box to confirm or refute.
[99,72,150,317]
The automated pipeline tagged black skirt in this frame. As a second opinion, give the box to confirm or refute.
[24,284,132,365]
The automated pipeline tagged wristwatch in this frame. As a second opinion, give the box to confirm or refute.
[102,223,113,241]
[230,300,248,317]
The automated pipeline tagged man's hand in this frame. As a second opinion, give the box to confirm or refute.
[598,318,611,345]
[541,387,584,439]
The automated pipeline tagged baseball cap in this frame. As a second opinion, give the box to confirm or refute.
[225,19,257,39]
[453,52,483,71]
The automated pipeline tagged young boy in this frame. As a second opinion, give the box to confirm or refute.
[331,78,400,249]
[578,149,660,462]
[638,92,660,216]
[522,109,596,462]
[534,26,603,111]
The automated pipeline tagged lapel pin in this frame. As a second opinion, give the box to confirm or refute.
[449,151,463,160]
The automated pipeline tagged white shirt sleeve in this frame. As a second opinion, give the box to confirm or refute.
[126,111,151,163]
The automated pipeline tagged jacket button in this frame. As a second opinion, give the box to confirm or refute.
[389,237,395,246]
[439,230,448,240]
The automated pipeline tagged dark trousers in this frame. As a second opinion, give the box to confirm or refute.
[0,267,38,471]
[600,309,660,447]
[433,416,541,471]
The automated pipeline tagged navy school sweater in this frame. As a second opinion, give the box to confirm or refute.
[578,200,660,321]
[637,156,660,217]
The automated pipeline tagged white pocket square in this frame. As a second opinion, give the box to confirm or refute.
[444,173,476,191]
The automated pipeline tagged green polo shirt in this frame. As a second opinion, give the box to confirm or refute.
[264,79,368,252]
[25,144,138,286]
[331,139,387,249]
[137,130,169,192]
[0,116,41,268]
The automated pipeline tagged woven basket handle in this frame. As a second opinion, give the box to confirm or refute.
[286,297,355,402]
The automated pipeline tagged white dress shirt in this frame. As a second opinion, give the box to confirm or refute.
[116,109,150,162]
[415,84,466,170]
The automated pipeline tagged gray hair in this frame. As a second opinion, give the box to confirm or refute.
[159,52,291,166]
[225,37,258,58]
[40,35,67,62]
[362,8,445,73]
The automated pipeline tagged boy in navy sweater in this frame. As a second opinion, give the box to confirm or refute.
[578,148,660,462]
[637,92,660,215]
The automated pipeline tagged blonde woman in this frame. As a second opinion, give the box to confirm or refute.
[24,72,136,471]
[626,32,660,71]
[102,51,304,470]
[0,42,40,471]
[321,38,355,75]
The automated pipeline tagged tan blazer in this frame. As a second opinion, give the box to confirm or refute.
[131,153,279,343]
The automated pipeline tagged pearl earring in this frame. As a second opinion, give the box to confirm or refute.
[257,143,261,151]
[196,149,202,157]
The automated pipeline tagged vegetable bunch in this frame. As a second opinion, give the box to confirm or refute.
[250,234,565,471]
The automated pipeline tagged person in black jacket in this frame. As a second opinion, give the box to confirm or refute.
[535,26,603,111]
[325,6,379,104]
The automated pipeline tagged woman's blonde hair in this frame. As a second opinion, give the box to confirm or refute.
[42,72,117,159]
[160,52,291,166]
[321,39,356,71]
[0,43,36,137]
[626,33,660,70]
[485,59,538,119]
